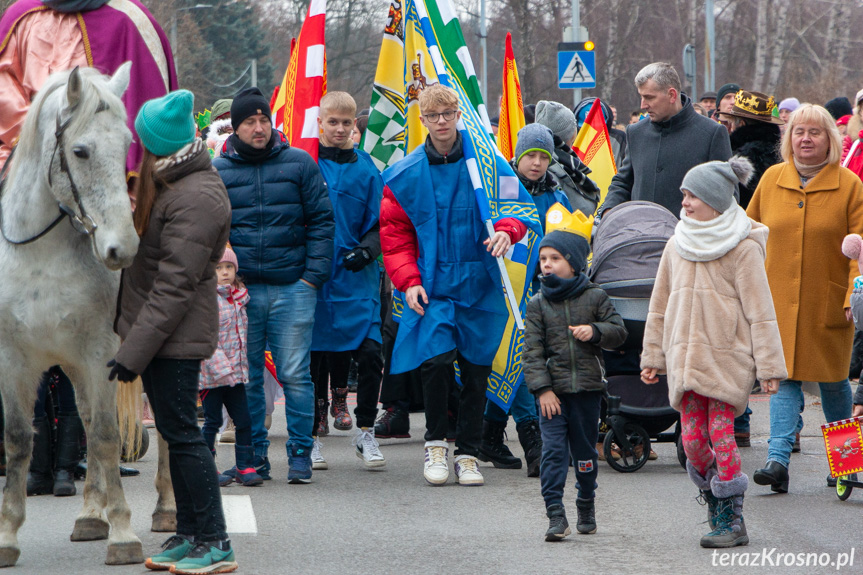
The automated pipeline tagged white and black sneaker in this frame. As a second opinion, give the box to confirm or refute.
[353,428,386,469]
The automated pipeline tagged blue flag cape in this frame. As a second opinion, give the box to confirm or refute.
[384,143,512,373]
[311,150,383,351]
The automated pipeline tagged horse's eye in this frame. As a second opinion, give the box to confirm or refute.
[73,145,90,159]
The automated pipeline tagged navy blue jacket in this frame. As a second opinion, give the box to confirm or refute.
[214,132,334,287]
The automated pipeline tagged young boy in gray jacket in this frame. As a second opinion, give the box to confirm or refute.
[524,228,627,541]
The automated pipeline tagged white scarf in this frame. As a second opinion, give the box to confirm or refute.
[674,205,752,262]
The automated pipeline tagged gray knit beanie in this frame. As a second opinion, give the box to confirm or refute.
[514,124,555,164]
[680,156,754,213]
[535,100,578,143]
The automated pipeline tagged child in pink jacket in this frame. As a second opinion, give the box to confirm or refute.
[200,247,262,487]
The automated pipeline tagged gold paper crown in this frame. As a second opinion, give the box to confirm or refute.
[545,203,593,241]
[734,91,776,117]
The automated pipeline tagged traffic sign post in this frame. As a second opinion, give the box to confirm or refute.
[557,50,596,90]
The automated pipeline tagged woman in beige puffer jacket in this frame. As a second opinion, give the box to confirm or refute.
[641,156,786,550]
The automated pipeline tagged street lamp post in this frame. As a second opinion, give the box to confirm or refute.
[171,4,213,56]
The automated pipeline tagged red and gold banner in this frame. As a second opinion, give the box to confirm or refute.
[822,416,863,478]
[572,98,617,210]
[271,0,327,161]
[497,32,524,161]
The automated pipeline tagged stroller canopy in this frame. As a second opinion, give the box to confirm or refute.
[589,201,677,298]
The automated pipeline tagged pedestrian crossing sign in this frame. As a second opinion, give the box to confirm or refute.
[558,51,596,89]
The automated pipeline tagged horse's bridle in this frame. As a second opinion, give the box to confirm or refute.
[0,103,101,245]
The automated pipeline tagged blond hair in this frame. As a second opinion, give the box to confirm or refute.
[780,103,843,165]
[418,84,459,113]
[320,91,357,117]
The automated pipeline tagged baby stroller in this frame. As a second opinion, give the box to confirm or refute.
[589,201,684,473]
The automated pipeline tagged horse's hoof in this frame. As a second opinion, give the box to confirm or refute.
[70,517,109,541]
[0,546,19,568]
[105,540,144,565]
[151,511,177,532]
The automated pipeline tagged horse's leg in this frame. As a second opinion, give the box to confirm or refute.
[71,363,143,565]
[0,365,41,567]
[151,432,177,532]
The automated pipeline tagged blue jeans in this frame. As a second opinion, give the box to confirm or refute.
[246,281,317,457]
[767,379,852,467]
[484,382,538,425]
[733,405,752,434]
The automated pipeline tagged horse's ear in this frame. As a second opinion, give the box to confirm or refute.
[108,62,132,99]
[67,66,82,108]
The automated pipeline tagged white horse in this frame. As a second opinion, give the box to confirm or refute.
[0,64,144,566]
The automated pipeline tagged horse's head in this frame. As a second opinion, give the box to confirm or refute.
[31,64,139,270]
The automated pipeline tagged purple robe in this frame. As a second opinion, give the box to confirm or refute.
[0,0,178,178]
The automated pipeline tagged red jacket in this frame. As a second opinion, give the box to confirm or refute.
[380,185,527,292]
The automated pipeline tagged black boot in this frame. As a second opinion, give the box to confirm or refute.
[517,420,543,477]
[53,413,83,496]
[27,417,53,496]
[753,460,788,493]
[544,503,570,541]
[478,420,522,469]
[575,497,597,534]
[374,405,410,439]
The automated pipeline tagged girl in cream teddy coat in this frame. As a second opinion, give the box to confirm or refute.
[641,156,787,549]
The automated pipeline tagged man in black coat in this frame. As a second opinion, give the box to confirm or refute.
[598,63,732,221]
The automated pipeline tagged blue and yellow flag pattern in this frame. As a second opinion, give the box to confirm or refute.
[412,0,542,410]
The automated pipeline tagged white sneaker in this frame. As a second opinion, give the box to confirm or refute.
[454,455,484,486]
[353,428,386,469]
[311,437,328,470]
[423,440,449,485]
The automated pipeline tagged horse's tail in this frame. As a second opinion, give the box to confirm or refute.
[116,378,143,460]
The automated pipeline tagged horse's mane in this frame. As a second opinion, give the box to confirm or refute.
[8,67,127,183]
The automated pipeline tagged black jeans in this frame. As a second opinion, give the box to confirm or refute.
[200,384,253,452]
[539,391,602,507]
[142,358,227,541]
[311,338,384,429]
[379,298,422,411]
[421,350,488,456]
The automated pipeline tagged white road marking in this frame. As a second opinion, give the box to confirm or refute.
[222,494,258,535]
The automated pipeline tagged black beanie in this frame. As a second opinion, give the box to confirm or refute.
[825,97,853,121]
[716,83,741,105]
[538,230,590,273]
[231,87,272,131]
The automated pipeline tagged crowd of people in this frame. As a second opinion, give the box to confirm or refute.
[3,1,863,573]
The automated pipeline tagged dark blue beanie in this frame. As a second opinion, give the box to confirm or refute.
[539,230,590,273]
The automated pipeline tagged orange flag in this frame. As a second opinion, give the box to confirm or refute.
[497,32,525,160]
[572,98,617,209]
[270,1,327,161]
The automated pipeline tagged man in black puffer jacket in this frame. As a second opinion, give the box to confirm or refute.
[213,87,334,484]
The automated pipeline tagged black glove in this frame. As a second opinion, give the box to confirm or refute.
[107,359,138,383]
[343,247,373,272]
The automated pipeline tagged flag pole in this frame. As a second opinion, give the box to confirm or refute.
[484,220,525,331]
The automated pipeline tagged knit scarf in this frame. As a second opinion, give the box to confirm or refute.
[794,157,829,187]
[674,205,752,262]
[539,272,590,302]
[229,131,277,163]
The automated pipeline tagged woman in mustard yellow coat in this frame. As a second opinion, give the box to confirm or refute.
[746,104,863,493]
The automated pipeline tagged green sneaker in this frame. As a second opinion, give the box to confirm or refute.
[145,535,195,571]
[169,540,237,574]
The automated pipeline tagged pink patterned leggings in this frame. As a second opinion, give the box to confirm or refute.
[680,390,742,481]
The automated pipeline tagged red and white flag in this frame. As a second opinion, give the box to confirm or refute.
[271,0,327,161]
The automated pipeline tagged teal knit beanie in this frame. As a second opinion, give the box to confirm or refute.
[135,90,196,157]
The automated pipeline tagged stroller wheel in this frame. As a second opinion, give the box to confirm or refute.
[676,434,688,470]
[604,423,651,473]
[837,475,854,501]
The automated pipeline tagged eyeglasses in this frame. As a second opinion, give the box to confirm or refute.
[423,110,458,123]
